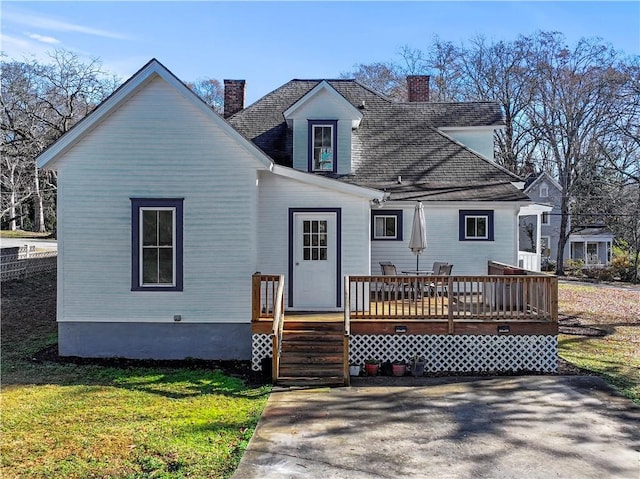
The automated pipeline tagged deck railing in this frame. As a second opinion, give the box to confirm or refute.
[252,274,285,382]
[346,265,557,326]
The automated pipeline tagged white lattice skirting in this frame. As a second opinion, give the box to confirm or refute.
[252,334,272,371]
[251,334,558,373]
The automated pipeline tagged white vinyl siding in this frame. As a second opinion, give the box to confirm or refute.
[439,128,496,161]
[288,88,354,174]
[371,204,518,275]
[256,171,371,308]
[54,77,264,324]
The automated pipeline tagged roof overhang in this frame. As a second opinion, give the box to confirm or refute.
[518,203,553,216]
[439,125,505,132]
[523,171,563,194]
[271,165,384,200]
[283,80,363,129]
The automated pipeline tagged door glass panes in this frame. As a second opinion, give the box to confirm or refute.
[303,220,328,261]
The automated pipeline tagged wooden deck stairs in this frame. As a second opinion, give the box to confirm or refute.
[277,318,346,387]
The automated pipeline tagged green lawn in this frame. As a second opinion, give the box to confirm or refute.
[1,272,270,479]
[558,282,640,404]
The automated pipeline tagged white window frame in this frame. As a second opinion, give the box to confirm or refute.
[311,124,334,172]
[373,215,398,240]
[465,215,489,240]
[139,206,177,287]
[540,184,549,198]
[542,212,550,225]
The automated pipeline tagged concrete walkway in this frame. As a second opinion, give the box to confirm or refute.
[233,376,640,479]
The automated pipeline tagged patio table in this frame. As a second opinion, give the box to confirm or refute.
[401,271,434,299]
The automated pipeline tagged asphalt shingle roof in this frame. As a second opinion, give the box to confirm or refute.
[229,79,528,202]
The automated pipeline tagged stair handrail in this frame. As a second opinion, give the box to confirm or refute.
[343,275,351,386]
[271,274,285,384]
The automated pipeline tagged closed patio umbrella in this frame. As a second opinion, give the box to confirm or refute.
[409,201,427,270]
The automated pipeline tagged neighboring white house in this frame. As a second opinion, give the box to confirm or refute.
[520,171,614,267]
[37,59,544,360]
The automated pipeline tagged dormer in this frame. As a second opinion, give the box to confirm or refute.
[283,81,363,174]
[438,125,501,161]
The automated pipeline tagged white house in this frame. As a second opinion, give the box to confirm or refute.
[520,171,614,267]
[38,59,547,361]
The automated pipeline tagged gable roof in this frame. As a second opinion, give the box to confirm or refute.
[229,79,528,202]
[283,80,363,128]
[37,58,275,170]
[523,171,563,194]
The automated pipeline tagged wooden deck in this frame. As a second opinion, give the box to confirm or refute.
[251,266,559,385]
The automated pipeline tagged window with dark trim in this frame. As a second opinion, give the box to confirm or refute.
[542,212,550,225]
[308,120,337,172]
[131,198,183,291]
[371,210,403,240]
[459,210,494,241]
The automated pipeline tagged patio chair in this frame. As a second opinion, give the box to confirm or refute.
[379,261,401,300]
[429,264,453,297]
[431,261,449,275]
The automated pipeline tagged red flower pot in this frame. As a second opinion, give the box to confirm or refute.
[364,363,379,376]
[392,364,405,377]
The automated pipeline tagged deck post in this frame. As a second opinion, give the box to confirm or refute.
[251,273,261,322]
[550,276,558,322]
[448,275,454,334]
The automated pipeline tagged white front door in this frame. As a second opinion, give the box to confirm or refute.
[292,212,337,309]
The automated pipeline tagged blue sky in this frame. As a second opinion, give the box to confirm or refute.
[2,1,639,105]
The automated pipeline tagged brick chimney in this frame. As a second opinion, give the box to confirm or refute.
[224,79,245,118]
[407,75,430,102]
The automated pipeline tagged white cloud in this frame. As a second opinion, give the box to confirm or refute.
[5,9,130,41]
[28,33,60,45]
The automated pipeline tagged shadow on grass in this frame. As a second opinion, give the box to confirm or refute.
[2,342,271,401]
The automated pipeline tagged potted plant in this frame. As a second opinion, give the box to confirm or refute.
[364,359,379,376]
[349,363,362,376]
[392,360,406,377]
[410,354,426,377]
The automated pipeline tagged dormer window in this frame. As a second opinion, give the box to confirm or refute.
[308,120,337,172]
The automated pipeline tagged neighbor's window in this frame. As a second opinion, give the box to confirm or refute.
[309,120,337,172]
[371,210,403,240]
[540,184,549,198]
[131,198,183,291]
[459,210,494,241]
[542,212,550,225]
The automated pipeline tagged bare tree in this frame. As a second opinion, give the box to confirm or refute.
[186,78,224,113]
[1,50,118,232]
[340,62,406,100]
[526,32,630,275]
[459,35,537,174]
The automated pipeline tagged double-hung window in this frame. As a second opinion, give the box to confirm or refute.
[459,210,494,241]
[541,212,550,225]
[371,210,403,240]
[308,120,337,172]
[131,198,183,291]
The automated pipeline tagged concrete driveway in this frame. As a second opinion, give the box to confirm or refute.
[233,376,639,479]
[0,237,57,250]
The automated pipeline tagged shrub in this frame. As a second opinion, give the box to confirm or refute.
[582,266,614,282]
[611,255,638,282]
[541,258,557,272]
[564,259,585,276]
